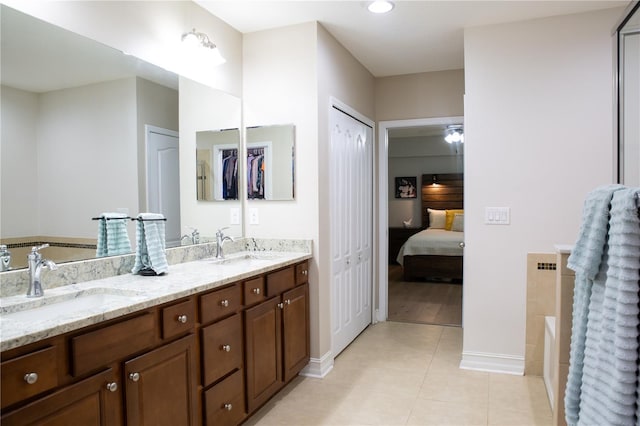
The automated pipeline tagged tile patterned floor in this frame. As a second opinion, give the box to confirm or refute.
[245,322,552,426]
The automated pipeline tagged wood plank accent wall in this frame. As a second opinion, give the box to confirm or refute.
[421,173,464,228]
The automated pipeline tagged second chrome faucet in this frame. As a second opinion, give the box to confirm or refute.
[26,244,58,298]
[215,228,234,259]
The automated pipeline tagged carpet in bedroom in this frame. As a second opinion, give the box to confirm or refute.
[388,264,462,326]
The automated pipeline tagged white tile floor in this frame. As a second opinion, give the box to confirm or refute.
[245,322,552,426]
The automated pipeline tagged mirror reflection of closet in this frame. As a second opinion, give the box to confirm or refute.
[616,2,640,185]
[195,129,240,201]
[246,124,295,201]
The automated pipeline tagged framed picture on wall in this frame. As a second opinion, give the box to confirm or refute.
[395,176,417,199]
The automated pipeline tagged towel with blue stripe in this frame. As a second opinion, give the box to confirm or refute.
[96,212,132,257]
[131,213,169,275]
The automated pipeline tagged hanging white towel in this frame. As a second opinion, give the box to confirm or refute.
[131,213,169,275]
[96,212,132,257]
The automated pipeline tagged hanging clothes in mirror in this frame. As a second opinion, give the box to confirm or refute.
[222,148,238,200]
[247,147,265,199]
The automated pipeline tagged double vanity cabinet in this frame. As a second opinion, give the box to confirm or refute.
[0,259,310,426]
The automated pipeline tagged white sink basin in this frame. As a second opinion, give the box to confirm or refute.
[1,288,145,323]
[207,252,284,266]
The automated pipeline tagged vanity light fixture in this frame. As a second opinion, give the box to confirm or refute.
[444,125,464,144]
[181,28,226,65]
[368,0,395,14]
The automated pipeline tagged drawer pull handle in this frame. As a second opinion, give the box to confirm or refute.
[106,382,118,392]
[129,372,140,382]
[221,344,231,352]
[220,299,229,307]
[224,403,233,411]
[24,372,38,385]
[177,314,188,323]
[252,288,261,295]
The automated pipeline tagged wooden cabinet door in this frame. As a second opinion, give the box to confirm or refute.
[124,335,198,426]
[244,297,282,413]
[1,368,121,426]
[282,283,310,383]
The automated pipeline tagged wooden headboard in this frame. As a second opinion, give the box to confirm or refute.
[421,173,464,228]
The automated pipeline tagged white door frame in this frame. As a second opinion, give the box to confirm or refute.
[376,116,464,322]
[329,97,376,354]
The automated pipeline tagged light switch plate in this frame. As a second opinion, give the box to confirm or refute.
[249,208,259,225]
[229,207,240,225]
[485,207,510,225]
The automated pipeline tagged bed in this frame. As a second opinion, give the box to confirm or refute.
[397,173,464,281]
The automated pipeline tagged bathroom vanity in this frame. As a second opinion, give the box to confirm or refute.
[0,251,311,425]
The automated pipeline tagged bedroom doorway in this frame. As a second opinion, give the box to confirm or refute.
[377,117,464,327]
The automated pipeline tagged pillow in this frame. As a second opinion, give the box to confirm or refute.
[427,208,446,229]
[445,209,464,230]
[451,213,464,232]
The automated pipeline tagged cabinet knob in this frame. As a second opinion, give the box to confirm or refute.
[285,299,291,305]
[220,299,229,307]
[129,372,140,382]
[459,242,465,248]
[177,314,188,323]
[224,403,233,411]
[252,288,261,295]
[302,270,308,276]
[221,344,231,352]
[106,382,118,392]
[24,372,38,385]
[277,302,284,309]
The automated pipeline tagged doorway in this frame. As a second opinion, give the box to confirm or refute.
[146,125,181,247]
[377,117,464,326]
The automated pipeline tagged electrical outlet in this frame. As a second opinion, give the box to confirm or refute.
[229,207,240,225]
[249,208,259,225]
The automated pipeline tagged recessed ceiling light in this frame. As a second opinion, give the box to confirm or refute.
[368,0,395,14]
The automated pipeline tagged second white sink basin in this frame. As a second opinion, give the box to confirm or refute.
[207,252,284,266]
[1,288,145,323]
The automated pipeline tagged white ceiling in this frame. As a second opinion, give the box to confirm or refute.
[197,0,628,77]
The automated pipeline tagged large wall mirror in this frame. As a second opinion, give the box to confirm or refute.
[617,2,640,185]
[246,124,295,201]
[0,5,241,270]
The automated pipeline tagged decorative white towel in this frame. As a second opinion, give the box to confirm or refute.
[131,213,169,275]
[565,184,624,425]
[96,212,132,258]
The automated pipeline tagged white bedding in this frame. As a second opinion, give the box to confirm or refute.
[396,228,464,265]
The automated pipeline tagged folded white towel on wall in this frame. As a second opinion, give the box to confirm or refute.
[96,212,132,258]
[131,213,169,275]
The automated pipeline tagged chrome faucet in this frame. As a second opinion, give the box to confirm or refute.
[215,228,234,259]
[181,227,200,245]
[27,244,58,298]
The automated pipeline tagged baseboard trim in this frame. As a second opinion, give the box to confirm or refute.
[300,351,334,378]
[459,350,524,375]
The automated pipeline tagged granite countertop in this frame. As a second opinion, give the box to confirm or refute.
[0,250,311,352]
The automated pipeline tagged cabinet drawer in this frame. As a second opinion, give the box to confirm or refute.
[266,266,295,296]
[204,369,245,426]
[200,283,241,324]
[162,298,196,339]
[1,346,58,409]
[201,314,243,386]
[243,276,265,306]
[71,313,155,376]
[295,261,309,285]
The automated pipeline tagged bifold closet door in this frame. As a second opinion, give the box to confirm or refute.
[329,106,373,357]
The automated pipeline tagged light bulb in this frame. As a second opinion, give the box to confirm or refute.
[368,1,394,14]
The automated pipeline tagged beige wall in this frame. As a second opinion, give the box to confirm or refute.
[462,7,622,373]
[375,69,465,121]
